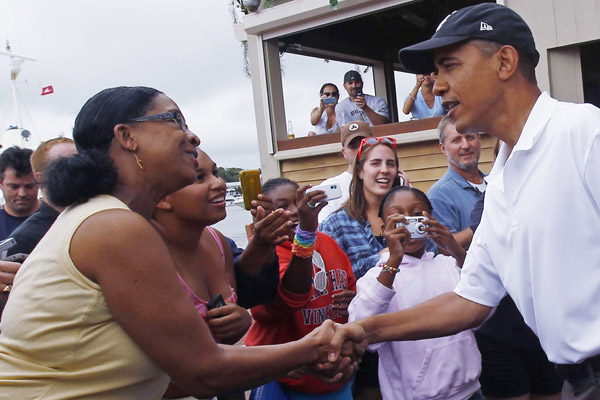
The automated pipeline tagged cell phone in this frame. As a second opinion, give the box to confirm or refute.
[323,97,336,104]
[355,87,363,97]
[239,169,262,211]
[0,238,16,257]
[207,293,226,310]
[3,253,28,263]
[393,175,405,187]
[306,182,342,202]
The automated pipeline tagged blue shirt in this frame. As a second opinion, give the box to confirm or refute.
[226,237,279,309]
[319,208,385,279]
[407,89,445,119]
[427,167,486,233]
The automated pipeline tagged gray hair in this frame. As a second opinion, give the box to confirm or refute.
[437,115,454,144]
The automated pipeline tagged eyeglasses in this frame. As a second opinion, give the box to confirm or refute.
[323,92,339,97]
[128,111,188,132]
[356,137,397,161]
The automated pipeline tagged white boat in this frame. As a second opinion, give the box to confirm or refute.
[225,187,243,206]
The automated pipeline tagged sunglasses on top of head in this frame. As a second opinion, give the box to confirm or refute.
[128,110,188,133]
[356,137,397,161]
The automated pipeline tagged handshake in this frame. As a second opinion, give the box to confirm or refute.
[300,320,368,383]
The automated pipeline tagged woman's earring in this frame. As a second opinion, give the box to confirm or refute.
[134,153,145,170]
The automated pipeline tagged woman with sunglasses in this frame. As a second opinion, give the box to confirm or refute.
[320,135,405,400]
[309,83,341,136]
[0,86,364,399]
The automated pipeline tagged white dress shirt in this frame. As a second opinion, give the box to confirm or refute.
[455,92,600,364]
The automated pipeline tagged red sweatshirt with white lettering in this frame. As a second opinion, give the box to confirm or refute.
[245,232,356,394]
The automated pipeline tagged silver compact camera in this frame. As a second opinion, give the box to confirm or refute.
[396,216,428,239]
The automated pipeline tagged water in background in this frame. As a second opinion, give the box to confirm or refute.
[213,204,253,248]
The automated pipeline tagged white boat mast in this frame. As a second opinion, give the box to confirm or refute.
[0,40,37,148]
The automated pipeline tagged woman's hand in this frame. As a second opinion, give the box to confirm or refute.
[397,167,410,187]
[296,184,327,232]
[205,302,252,344]
[252,207,294,247]
[415,74,425,86]
[383,213,410,268]
[250,193,275,219]
[331,290,356,316]
[422,211,466,267]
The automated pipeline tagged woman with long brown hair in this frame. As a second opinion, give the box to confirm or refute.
[320,136,405,400]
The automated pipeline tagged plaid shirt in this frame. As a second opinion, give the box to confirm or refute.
[320,208,385,279]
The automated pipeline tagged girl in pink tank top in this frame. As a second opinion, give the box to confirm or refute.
[152,150,250,344]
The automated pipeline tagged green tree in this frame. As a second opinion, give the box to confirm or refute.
[218,167,244,183]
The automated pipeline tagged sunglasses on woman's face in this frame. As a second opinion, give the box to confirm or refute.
[323,92,339,97]
[128,110,188,133]
[356,137,397,161]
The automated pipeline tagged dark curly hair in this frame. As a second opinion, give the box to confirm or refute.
[262,177,299,196]
[0,146,34,179]
[378,186,433,219]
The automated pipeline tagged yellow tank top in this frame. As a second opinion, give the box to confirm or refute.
[0,195,170,399]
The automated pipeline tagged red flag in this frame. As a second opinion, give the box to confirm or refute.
[41,85,54,96]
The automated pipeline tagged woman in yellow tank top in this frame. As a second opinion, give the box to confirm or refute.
[0,86,365,399]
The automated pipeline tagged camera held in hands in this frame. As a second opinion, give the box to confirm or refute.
[355,87,363,97]
[396,216,428,239]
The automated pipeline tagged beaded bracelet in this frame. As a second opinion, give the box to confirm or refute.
[292,227,317,258]
[381,264,398,274]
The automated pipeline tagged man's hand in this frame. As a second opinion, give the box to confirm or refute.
[305,320,366,383]
[327,322,367,364]
[0,260,21,288]
[352,95,366,109]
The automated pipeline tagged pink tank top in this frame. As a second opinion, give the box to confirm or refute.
[176,226,237,316]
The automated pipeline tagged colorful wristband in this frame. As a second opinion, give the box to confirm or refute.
[292,227,317,258]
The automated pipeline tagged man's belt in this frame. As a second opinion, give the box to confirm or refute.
[555,353,600,383]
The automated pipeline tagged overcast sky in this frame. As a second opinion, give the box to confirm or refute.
[0,0,415,169]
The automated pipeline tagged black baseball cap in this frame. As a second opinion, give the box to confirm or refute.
[344,70,362,83]
[398,3,540,73]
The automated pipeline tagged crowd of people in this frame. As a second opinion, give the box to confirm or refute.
[0,3,598,400]
[308,65,443,137]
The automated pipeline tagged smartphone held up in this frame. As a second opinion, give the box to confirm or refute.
[239,169,262,211]
[306,183,342,203]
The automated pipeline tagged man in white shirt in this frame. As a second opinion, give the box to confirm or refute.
[318,121,373,223]
[335,70,389,127]
[333,4,600,399]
